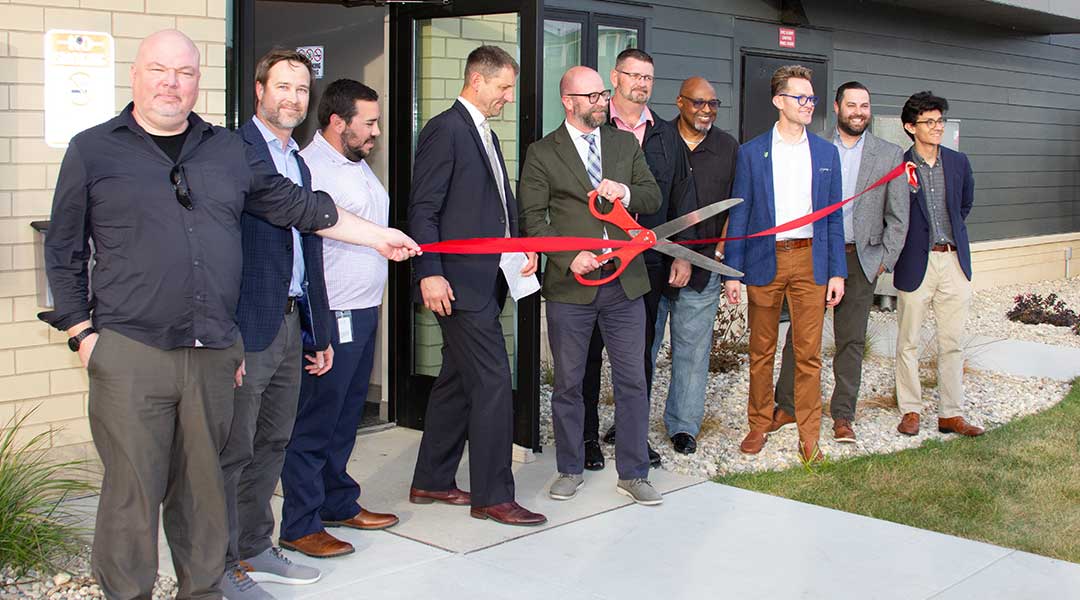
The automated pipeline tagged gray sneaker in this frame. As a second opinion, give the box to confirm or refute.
[242,546,321,585]
[617,478,663,506]
[549,473,584,500]
[220,568,275,600]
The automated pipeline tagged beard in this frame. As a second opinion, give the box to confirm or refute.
[619,86,649,104]
[262,102,307,131]
[837,113,869,137]
[342,130,372,161]
[579,105,608,129]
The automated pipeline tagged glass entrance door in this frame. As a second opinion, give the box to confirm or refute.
[389,0,542,450]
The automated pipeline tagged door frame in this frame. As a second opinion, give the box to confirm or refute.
[389,0,544,450]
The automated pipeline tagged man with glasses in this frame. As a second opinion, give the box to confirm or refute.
[579,48,696,469]
[649,76,739,455]
[519,66,663,505]
[771,81,909,445]
[39,29,418,600]
[723,64,845,463]
[894,91,983,438]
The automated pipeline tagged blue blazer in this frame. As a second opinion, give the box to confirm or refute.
[408,100,519,311]
[237,120,332,353]
[725,129,846,286]
[893,145,974,292]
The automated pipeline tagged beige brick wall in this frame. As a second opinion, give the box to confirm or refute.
[0,0,227,448]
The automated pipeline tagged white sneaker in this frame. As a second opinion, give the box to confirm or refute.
[241,546,321,585]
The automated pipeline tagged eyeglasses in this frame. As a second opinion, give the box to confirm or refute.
[616,70,654,83]
[778,93,819,106]
[564,89,612,105]
[914,117,948,128]
[170,165,193,211]
[679,95,720,111]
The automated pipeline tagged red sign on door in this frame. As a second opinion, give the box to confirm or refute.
[779,27,796,48]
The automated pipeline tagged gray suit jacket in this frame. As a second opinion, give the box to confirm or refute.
[849,130,909,282]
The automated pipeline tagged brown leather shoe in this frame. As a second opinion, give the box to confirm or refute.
[833,419,856,443]
[938,416,985,437]
[324,508,399,531]
[798,440,825,464]
[739,431,767,454]
[897,412,920,436]
[766,408,797,434]
[409,486,472,506]
[470,501,547,526]
[278,530,354,558]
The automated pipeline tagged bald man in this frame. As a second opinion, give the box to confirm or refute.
[649,77,739,454]
[518,66,663,505]
[41,29,418,600]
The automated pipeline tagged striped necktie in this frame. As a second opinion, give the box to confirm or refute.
[583,133,602,188]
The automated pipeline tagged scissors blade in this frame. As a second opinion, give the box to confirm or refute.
[649,197,743,241]
[653,241,744,278]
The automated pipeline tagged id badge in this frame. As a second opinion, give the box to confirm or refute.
[336,310,353,344]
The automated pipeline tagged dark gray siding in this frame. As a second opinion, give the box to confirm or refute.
[541,0,1080,242]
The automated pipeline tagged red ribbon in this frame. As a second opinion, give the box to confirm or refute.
[419,161,917,254]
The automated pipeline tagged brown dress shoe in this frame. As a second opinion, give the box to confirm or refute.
[739,431,768,454]
[470,501,547,526]
[833,419,856,443]
[409,486,472,506]
[278,530,354,558]
[324,508,399,531]
[938,416,985,437]
[798,440,824,464]
[897,412,920,436]
[766,408,797,434]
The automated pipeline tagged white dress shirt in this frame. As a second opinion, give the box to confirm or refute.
[771,122,815,240]
[300,130,389,310]
[251,116,306,298]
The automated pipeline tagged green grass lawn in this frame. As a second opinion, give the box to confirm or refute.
[716,380,1080,563]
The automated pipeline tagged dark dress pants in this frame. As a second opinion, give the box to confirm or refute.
[582,262,666,441]
[549,281,650,480]
[411,293,516,508]
[280,307,379,541]
[221,310,302,568]
[776,249,876,422]
[88,329,242,600]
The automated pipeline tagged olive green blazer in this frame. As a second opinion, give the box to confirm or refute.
[518,123,661,305]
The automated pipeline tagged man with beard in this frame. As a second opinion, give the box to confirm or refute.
[519,66,663,505]
[278,79,400,558]
[578,48,696,470]
[771,81,908,444]
[409,46,545,527]
[220,49,330,599]
[723,65,845,463]
[650,76,739,455]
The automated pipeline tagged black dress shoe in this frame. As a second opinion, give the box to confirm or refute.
[584,440,605,471]
[602,425,617,445]
[648,443,662,467]
[671,432,697,455]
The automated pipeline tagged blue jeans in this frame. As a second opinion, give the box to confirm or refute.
[662,273,723,438]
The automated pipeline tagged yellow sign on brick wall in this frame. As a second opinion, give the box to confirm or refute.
[44,29,115,148]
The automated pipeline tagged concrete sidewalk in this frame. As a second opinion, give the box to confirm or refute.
[73,426,1073,599]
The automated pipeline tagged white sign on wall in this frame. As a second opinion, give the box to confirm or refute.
[44,30,115,149]
[296,46,325,79]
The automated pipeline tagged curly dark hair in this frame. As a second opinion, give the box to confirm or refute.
[901,91,949,140]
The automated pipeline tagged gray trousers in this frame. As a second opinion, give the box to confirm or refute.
[776,249,877,422]
[221,311,302,569]
[88,328,243,600]
[547,281,650,480]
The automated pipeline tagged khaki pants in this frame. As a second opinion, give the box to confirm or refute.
[746,245,826,444]
[88,329,242,600]
[895,250,972,418]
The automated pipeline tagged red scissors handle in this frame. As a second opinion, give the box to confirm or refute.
[574,191,656,287]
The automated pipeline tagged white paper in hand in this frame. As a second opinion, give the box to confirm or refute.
[499,253,540,301]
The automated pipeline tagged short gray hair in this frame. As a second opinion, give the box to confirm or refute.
[464,45,519,81]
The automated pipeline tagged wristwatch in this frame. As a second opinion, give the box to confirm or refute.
[68,327,97,352]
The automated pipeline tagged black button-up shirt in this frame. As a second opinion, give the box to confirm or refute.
[676,120,740,292]
[41,103,339,350]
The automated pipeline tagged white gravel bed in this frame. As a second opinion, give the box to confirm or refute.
[0,549,177,600]
[964,277,1080,348]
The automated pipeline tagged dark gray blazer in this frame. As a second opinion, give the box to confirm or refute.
[849,130,909,282]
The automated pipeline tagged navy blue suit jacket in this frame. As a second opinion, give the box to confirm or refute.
[725,128,846,286]
[408,100,519,311]
[237,120,332,353]
[893,145,975,292]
